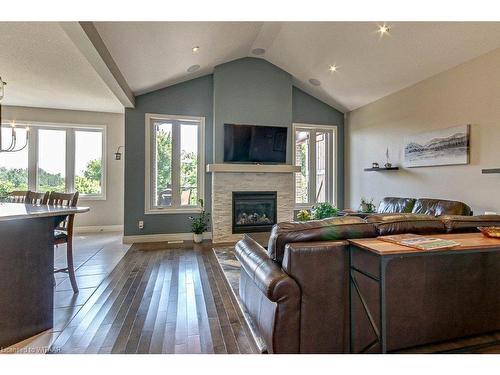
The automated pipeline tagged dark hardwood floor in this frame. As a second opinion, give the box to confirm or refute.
[49,241,259,354]
[7,232,492,355]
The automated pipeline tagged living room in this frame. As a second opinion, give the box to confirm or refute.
[1,1,499,373]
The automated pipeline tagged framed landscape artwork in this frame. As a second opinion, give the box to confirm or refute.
[404,125,470,168]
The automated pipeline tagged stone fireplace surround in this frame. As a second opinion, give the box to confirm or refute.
[208,164,299,243]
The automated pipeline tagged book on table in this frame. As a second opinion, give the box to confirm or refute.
[378,233,460,250]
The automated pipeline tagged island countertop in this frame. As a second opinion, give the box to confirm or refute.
[0,202,90,222]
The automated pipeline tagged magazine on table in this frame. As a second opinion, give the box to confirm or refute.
[378,234,460,250]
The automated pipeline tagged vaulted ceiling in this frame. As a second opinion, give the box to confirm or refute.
[95,22,500,112]
[1,22,500,113]
[0,22,123,113]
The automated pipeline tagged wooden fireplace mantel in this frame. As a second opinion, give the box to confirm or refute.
[206,163,301,174]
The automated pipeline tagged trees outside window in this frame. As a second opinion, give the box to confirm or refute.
[145,114,204,214]
[0,123,105,200]
[293,124,337,208]
[0,127,28,198]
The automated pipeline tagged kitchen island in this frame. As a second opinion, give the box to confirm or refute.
[0,203,89,349]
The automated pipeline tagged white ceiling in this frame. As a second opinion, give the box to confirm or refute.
[0,22,123,113]
[94,22,264,95]
[95,21,500,112]
[2,22,500,114]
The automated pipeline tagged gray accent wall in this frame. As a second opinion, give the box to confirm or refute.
[213,58,293,163]
[124,58,345,236]
[292,87,345,208]
[124,75,213,236]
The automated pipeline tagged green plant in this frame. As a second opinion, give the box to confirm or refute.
[188,199,210,234]
[297,209,311,221]
[360,197,376,213]
[311,202,339,220]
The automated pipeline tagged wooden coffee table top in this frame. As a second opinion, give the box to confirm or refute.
[348,233,500,255]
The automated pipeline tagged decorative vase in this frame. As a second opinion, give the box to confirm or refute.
[193,233,203,243]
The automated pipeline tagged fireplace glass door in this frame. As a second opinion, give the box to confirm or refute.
[232,192,277,233]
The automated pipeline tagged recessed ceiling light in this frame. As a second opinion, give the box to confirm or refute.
[192,46,200,53]
[377,23,391,36]
[251,48,266,56]
[328,65,338,73]
[309,78,321,86]
[187,64,200,73]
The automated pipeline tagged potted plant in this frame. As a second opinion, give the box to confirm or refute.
[360,197,376,213]
[189,199,210,244]
[311,202,339,220]
[297,209,311,221]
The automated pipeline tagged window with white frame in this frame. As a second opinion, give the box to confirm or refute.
[293,124,336,207]
[145,114,205,214]
[0,122,106,199]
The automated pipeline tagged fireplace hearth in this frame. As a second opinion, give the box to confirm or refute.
[232,191,277,233]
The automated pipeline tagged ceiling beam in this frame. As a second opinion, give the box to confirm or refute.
[59,22,135,108]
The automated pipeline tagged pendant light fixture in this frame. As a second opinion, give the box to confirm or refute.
[0,76,30,153]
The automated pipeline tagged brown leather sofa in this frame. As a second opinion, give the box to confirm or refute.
[377,197,472,216]
[236,216,376,353]
[235,199,500,353]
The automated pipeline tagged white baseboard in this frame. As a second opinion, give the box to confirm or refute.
[74,225,123,234]
[122,231,212,244]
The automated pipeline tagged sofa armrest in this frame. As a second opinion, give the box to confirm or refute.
[235,235,298,302]
[282,241,350,353]
[235,235,301,353]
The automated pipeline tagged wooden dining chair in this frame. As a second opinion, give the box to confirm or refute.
[47,191,80,293]
[7,190,29,203]
[25,191,50,205]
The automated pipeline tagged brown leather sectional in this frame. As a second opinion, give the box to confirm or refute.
[377,197,473,216]
[234,197,500,353]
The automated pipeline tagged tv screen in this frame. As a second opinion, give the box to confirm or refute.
[224,124,287,164]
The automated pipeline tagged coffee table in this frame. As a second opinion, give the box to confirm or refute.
[348,233,500,353]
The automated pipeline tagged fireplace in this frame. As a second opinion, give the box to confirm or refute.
[232,191,277,233]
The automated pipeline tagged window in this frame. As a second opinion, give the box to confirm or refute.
[0,122,106,200]
[145,113,205,214]
[74,130,103,196]
[0,127,29,196]
[293,124,336,207]
[38,129,67,193]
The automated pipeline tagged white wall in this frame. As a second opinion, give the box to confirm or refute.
[2,105,124,228]
[346,48,500,215]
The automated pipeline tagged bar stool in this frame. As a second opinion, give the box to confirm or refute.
[7,190,28,203]
[47,191,80,294]
[25,191,49,205]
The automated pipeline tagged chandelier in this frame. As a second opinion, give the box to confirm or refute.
[0,76,29,153]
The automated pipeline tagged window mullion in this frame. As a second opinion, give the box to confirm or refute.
[150,121,157,208]
[197,121,204,208]
[326,131,332,204]
[330,129,336,206]
[66,128,75,193]
[309,130,317,205]
[171,122,181,208]
[28,127,38,191]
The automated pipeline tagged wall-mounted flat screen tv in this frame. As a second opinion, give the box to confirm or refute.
[224,124,287,164]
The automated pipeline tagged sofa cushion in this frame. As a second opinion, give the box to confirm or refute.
[378,197,416,213]
[412,198,472,216]
[366,213,446,236]
[440,215,500,233]
[267,217,378,263]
